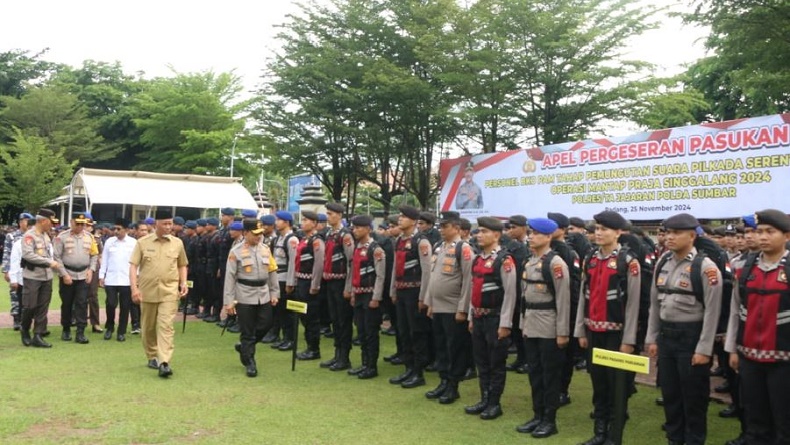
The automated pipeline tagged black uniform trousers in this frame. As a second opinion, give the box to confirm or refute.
[354,293,382,368]
[194,269,209,312]
[382,294,404,355]
[432,312,470,383]
[319,282,331,329]
[21,278,52,334]
[657,321,709,445]
[587,330,634,422]
[212,270,225,316]
[395,287,431,373]
[525,337,565,422]
[472,313,510,404]
[326,279,352,358]
[59,278,88,329]
[296,278,321,351]
[561,301,581,392]
[270,281,294,341]
[105,285,132,335]
[739,355,790,445]
[511,299,527,365]
[87,272,101,326]
[236,302,273,362]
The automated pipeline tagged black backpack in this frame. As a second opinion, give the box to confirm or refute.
[653,236,732,307]
[550,239,581,304]
[582,245,632,300]
[523,251,561,298]
[737,252,790,301]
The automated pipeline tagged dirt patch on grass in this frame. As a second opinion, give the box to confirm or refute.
[14,418,107,441]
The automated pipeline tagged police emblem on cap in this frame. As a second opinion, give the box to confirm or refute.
[754,213,759,224]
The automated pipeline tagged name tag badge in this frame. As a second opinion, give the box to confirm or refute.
[779,270,788,283]
[678,280,690,289]
[607,259,618,269]
[447,248,456,256]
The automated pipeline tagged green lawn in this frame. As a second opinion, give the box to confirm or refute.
[0,280,741,444]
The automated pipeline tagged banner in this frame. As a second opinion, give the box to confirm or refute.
[287,174,320,213]
[439,114,790,220]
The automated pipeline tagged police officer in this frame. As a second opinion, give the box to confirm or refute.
[516,218,571,439]
[203,216,223,323]
[575,210,641,445]
[3,212,32,331]
[194,218,210,318]
[345,215,386,379]
[645,213,722,445]
[456,161,483,209]
[224,219,280,377]
[259,214,276,247]
[20,209,60,348]
[183,221,200,315]
[267,211,299,350]
[389,205,433,388]
[505,215,530,374]
[53,212,99,344]
[424,211,474,404]
[726,209,790,444]
[464,217,517,420]
[321,202,355,371]
[294,211,325,360]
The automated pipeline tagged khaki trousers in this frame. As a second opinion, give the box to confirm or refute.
[141,299,178,364]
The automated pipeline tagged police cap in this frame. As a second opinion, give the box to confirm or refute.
[569,217,586,229]
[302,210,319,222]
[36,209,59,224]
[662,213,699,231]
[547,212,570,229]
[351,215,373,227]
[741,214,757,230]
[243,218,263,234]
[326,202,344,214]
[275,211,293,222]
[317,213,328,223]
[206,217,220,227]
[221,207,235,216]
[593,210,628,230]
[419,212,436,224]
[260,214,276,226]
[529,217,558,235]
[477,217,504,232]
[398,205,420,220]
[241,209,257,218]
[173,216,185,226]
[185,221,197,229]
[755,209,790,233]
[229,221,244,231]
[440,211,460,225]
[508,215,528,227]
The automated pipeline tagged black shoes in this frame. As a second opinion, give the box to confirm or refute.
[438,385,459,404]
[31,334,52,348]
[401,373,426,389]
[320,355,338,369]
[246,359,258,378]
[719,404,739,418]
[75,330,89,344]
[715,382,731,393]
[296,350,321,360]
[61,329,72,341]
[348,365,367,376]
[12,316,21,331]
[330,360,351,372]
[277,340,295,351]
[531,421,558,439]
[389,369,414,385]
[21,330,32,347]
[516,363,531,374]
[147,358,159,369]
[383,353,398,363]
[227,324,241,334]
[203,315,219,323]
[559,392,572,407]
[261,333,280,344]
[104,329,113,340]
[426,380,449,399]
[725,434,746,445]
[464,393,489,415]
[655,397,664,406]
[480,404,503,420]
[506,360,524,371]
[158,362,173,378]
[357,368,378,379]
[389,356,405,365]
[117,334,126,342]
[516,417,543,434]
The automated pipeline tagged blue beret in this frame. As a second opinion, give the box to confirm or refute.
[144,217,155,225]
[196,218,208,227]
[221,207,235,216]
[185,221,197,229]
[275,211,293,222]
[695,226,705,236]
[241,209,257,218]
[206,217,220,226]
[317,213,328,222]
[529,217,559,235]
[173,216,185,225]
[741,214,757,230]
[83,212,94,221]
[260,215,276,225]
[19,212,33,220]
[229,221,244,231]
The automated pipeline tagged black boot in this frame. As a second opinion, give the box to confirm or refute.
[389,368,414,385]
[61,328,72,341]
[21,330,32,347]
[75,327,89,344]
[31,334,52,348]
[425,379,449,399]
[480,402,503,420]
[532,412,558,439]
[330,349,351,371]
[320,349,339,369]
[516,414,543,434]
[246,358,258,377]
[578,420,608,445]
[438,381,460,404]
[464,391,489,415]
[401,371,426,388]
[12,315,21,331]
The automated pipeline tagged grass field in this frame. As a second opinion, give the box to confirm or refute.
[0,281,741,444]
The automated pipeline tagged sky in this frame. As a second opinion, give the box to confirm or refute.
[1,0,709,133]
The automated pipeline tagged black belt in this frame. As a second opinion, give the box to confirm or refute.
[64,264,89,273]
[523,301,556,311]
[238,278,266,287]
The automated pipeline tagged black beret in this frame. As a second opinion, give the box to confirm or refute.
[662,213,699,231]
[755,209,790,232]
[154,209,173,220]
[725,224,737,235]
[398,205,420,220]
[585,222,596,234]
[387,214,400,225]
[326,202,344,214]
[302,210,319,222]
[351,215,372,227]
[735,225,745,234]
[243,218,263,234]
[712,226,727,236]
[459,218,472,231]
[569,217,586,229]
[37,208,59,223]
[115,218,129,227]
[477,217,504,232]
[508,215,528,227]
[547,212,570,229]
[593,210,628,230]
[419,211,436,224]
[440,211,460,225]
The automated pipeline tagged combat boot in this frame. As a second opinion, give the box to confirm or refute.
[75,327,89,344]
[425,379,448,399]
[578,419,608,445]
[246,358,258,377]
[464,391,489,415]
[61,328,72,341]
[438,381,460,404]
[21,330,32,347]
[31,334,52,348]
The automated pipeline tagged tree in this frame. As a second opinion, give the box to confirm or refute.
[628,76,710,129]
[0,129,75,211]
[0,49,59,98]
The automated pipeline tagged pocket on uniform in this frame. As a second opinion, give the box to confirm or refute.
[673,294,698,313]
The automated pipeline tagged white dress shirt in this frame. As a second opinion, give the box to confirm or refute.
[99,236,137,286]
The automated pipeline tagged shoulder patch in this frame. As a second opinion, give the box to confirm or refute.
[553,263,564,279]
[704,267,719,285]
[228,253,236,262]
[462,244,472,261]
[374,248,385,261]
[419,242,431,256]
[343,234,353,246]
[502,257,514,273]
[312,238,322,249]
[629,259,640,276]
[288,237,299,247]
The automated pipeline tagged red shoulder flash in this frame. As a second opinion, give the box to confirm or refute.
[503,257,514,273]
[312,239,322,249]
[288,238,299,247]
[629,260,640,276]
[704,268,719,286]
[24,236,33,245]
[553,263,564,279]
[343,235,353,246]
[228,253,236,262]
[374,248,384,261]
[462,245,472,261]
[420,242,430,256]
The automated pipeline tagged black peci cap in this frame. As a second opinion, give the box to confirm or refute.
[398,205,420,220]
[755,209,790,233]
[593,210,628,230]
[508,215,528,227]
[477,217,504,232]
[547,212,570,229]
[662,213,699,231]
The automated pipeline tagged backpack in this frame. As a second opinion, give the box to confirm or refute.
[550,239,581,304]
[737,252,790,301]
[582,245,632,301]
[523,251,560,300]
[653,236,732,307]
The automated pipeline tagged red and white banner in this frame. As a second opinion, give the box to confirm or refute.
[439,114,790,221]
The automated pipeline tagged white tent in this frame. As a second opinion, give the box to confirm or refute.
[64,168,258,217]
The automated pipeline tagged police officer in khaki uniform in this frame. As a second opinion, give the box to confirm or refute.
[516,218,571,439]
[53,213,99,344]
[20,209,60,348]
[224,219,280,378]
[129,209,189,378]
[645,213,722,445]
[424,211,473,404]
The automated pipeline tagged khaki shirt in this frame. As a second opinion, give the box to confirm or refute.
[130,234,188,303]
[424,238,473,314]
[21,227,54,281]
[224,242,280,305]
[520,252,571,338]
[54,229,99,280]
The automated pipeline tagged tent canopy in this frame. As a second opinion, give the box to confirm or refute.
[70,168,257,210]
